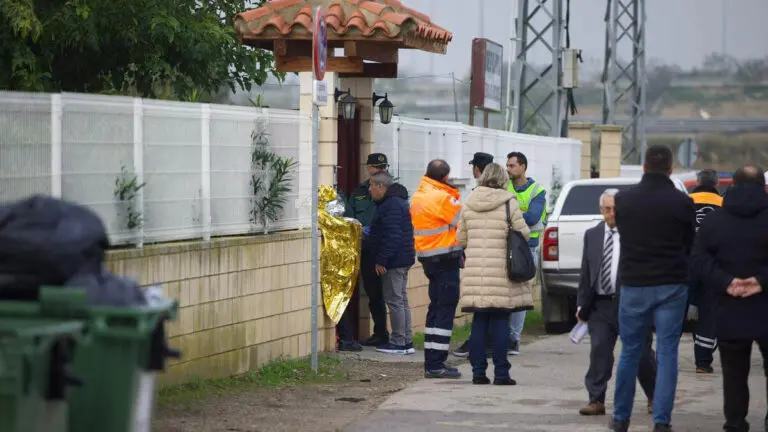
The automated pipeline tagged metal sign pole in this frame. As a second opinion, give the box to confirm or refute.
[309,6,326,375]
[310,101,319,373]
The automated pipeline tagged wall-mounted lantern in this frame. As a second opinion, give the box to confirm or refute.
[372,92,394,125]
[334,88,357,121]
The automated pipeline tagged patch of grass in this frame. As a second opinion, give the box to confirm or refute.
[156,355,344,409]
[525,309,543,328]
[411,322,471,350]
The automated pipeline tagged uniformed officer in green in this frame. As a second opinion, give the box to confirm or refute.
[505,151,547,355]
[342,153,391,348]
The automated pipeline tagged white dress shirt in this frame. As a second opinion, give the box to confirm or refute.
[577,223,621,317]
[602,224,620,295]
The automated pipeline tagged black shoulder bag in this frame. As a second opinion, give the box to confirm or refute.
[505,200,537,282]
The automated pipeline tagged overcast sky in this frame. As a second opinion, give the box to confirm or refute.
[397,0,768,77]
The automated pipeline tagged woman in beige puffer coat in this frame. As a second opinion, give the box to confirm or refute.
[457,162,534,385]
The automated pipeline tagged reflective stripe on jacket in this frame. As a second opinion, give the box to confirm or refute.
[508,181,547,238]
[411,176,462,259]
[690,190,723,232]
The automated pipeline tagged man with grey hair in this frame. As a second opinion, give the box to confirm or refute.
[366,172,416,355]
[576,188,657,416]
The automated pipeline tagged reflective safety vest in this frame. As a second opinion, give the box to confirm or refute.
[690,191,722,232]
[410,176,463,259]
[508,181,547,239]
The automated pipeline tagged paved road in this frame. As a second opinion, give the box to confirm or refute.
[345,335,767,432]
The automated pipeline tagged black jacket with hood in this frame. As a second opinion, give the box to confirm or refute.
[367,183,416,269]
[692,183,768,340]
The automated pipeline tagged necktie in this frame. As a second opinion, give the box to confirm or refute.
[600,230,615,294]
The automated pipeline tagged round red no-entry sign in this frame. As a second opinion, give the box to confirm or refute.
[312,8,327,81]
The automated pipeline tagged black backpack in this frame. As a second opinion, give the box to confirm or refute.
[505,200,537,282]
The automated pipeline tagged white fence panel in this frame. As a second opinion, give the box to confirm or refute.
[209,105,257,237]
[142,99,204,243]
[0,92,54,201]
[60,93,136,244]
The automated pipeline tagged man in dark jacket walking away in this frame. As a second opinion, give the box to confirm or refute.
[343,153,391,348]
[610,145,696,432]
[367,172,416,355]
[692,165,768,432]
[688,169,723,374]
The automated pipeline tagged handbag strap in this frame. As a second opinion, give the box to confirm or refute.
[505,200,512,229]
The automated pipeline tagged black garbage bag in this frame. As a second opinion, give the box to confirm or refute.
[66,268,146,307]
[0,195,110,301]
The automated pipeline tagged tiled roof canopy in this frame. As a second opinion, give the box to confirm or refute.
[234,0,452,54]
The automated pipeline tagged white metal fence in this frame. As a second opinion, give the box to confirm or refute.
[375,116,582,204]
[0,92,581,246]
[0,92,309,245]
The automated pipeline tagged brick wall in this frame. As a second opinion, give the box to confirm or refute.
[106,230,336,385]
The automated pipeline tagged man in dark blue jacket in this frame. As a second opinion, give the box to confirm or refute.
[367,171,416,355]
[693,165,768,432]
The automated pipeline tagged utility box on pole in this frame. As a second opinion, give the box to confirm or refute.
[562,48,580,89]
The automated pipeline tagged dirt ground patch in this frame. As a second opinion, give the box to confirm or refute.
[153,320,547,432]
[152,358,426,432]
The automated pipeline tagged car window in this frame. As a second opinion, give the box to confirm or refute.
[560,184,635,215]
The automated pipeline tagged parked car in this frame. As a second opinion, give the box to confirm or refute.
[675,170,733,195]
[539,176,688,334]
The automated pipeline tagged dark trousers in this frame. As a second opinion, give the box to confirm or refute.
[719,338,768,431]
[361,254,388,339]
[469,311,511,379]
[422,262,460,371]
[693,291,717,369]
[586,297,656,404]
[336,306,355,342]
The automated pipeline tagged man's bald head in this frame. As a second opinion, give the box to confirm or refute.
[426,159,451,182]
[733,164,766,187]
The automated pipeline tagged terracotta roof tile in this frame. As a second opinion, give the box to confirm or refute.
[234,0,452,49]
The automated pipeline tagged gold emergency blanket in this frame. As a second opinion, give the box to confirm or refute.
[318,185,362,324]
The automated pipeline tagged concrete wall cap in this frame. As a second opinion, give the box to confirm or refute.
[568,122,595,129]
[597,124,624,132]
[106,229,311,261]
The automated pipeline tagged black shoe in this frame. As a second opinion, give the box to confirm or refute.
[338,340,363,352]
[361,334,388,347]
[493,377,517,385]
[508,340,520,356]
[444,364,459,372]
[472,376,491,385]
[695,365,714,374]
[653,424,673,432]
[453,341,469,357]
[609,418,630,432]
[425,368,462,379]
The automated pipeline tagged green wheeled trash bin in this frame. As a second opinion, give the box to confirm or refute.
[67,293,181,432]
[0,317,86,432]
[0,287,181,432]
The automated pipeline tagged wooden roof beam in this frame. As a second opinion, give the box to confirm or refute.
[343,41,398,64]
[275,56,364,74]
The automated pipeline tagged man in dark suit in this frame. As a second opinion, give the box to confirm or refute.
[576,188,657,416]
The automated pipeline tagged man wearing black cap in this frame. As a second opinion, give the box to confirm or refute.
[469,152,494,181]
[343,153,392,348]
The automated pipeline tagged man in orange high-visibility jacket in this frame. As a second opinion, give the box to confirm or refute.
[411,159,464,379]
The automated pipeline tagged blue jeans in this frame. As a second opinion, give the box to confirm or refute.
[613,284,688,425]
[470,311,512,379]
[509,246,539,341]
